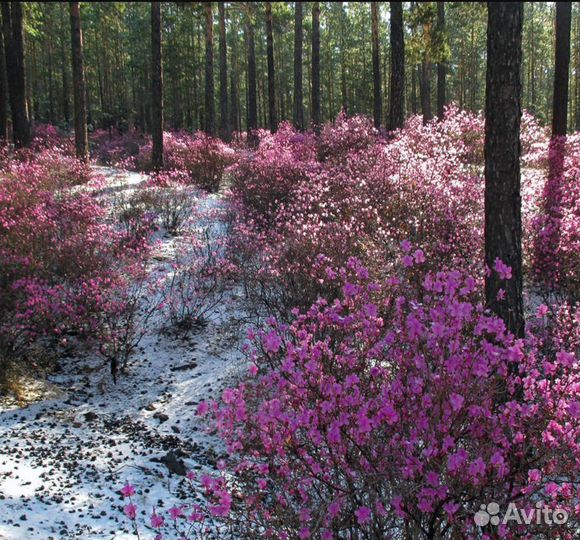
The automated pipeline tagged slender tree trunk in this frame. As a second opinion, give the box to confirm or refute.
[0,24,7,142]
[218,2,229,140]
[3,2,30,147]
[204,2,215,135]
[60,4,70,125]
[371,2,381,129]
[552,2,572,137]
[339,2,347,115]
[230,42,239,134]
[436,2,446,120]
[388,1,405,130]
[265,2,277,132]
[151,2,163,170]
[576,6,580,132]
[293,1,304,131]
[420,59,432,123]
[530,2,536,114]
[311,2,320,131]
[69,2,88,162]
[484,1,524,338]
[246,3,257,143]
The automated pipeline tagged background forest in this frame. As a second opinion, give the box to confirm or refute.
[15,2,580,136]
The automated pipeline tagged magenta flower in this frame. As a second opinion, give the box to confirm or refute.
[120,482,136,498]
[355,506,372,524]
[168,506,184,520]
[263,330,282,353]
[123,503,137,520]
[150,510,165,528]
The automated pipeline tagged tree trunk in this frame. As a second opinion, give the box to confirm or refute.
[0,24,7,142]
[151,2,163,170]
[311,2,320,131]
[204,2,215,135]
[230,41,239,134]
[484,1,524,338]
[293,1,304,131]
[339,2,347,115]
[420,59,432,123]
[265,2,277,132]
[218,2,229,140]
[552,2,571,137]
[3,2,30,148]
[246,3,258,143]
[60,4,70,125]
[69,2,88,162]
[388,2,405,130]
[436,2,446,120]
[371,2,381,129]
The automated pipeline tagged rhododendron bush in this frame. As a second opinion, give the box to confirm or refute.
[199,256,580,539]
[93,129,235,192]
[0,149,152,387]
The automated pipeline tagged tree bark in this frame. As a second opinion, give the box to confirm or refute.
[293,1,304,131]
[246,3,257,143]
[151,2,163,170]
[311,2,320,131]
[371,2,381,129]
[204,2,215,135]
[3,2,30,147]
[552,2,571,137]
[218,2,229,140]
[60,4,70,126]
[265,2,277,132]
[420,59,432,123]
[436,2,446,120]
[388,1,405,130]
[484,2,524,338]
[69,2,88,162]
[0,24,7,142]
[339,1,347,115]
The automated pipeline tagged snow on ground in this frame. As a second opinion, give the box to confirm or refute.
[0,167,247,540]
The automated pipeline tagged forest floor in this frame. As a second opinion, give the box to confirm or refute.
[0,167,246,540]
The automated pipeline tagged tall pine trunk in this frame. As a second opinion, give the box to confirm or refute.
[69,2,88,162]
[420,59,432,123]
[218,2,229,140]
[552,2,571,137]
[311,2,320,130]
[204,2,215,135]
[339,2,347,115]
[484,2,524,338]
[265,2,277,132]
[3,2,30,147]
[388,1,405,130]
[0,24,7,142]
[371,2,381,129]
[293,1,304,131]
[436,2,446,120]
[60,4,70,126]
[151,2,163,170]
[246,3,257,143]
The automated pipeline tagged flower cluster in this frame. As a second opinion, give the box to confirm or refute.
[0,148,153,388]
[203,255,580,539]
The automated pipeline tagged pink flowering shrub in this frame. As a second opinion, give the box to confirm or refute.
[0,153,153,387]
[230,122,318,223]
[134,131,234,192]
[317,112,378,164]
[91,128,147,167]
[531,135,580,298]
[200,257,580,539]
